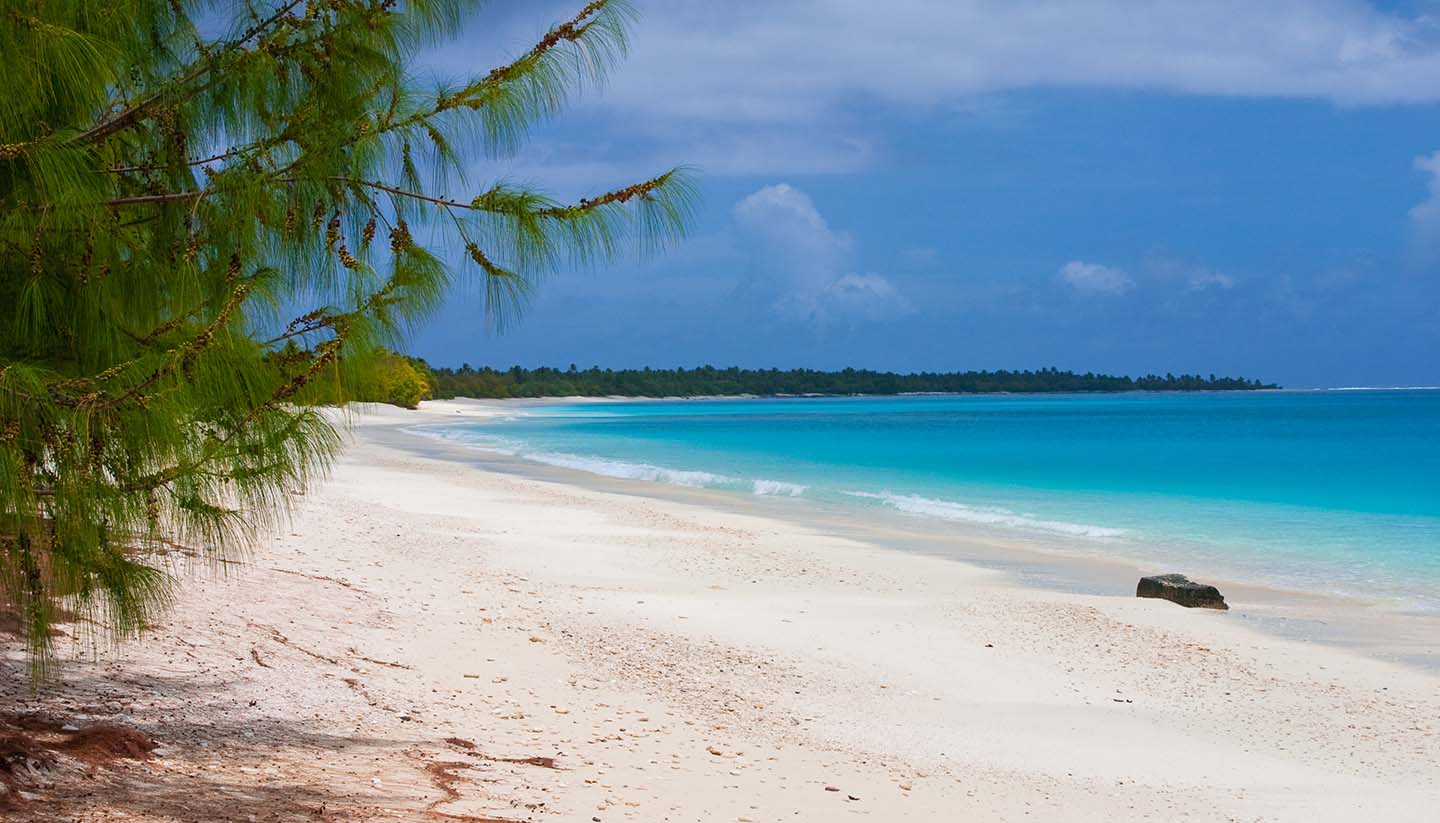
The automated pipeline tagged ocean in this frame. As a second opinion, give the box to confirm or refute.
[410,390,1440,610]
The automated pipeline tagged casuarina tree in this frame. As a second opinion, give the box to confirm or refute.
[0,0,691,675]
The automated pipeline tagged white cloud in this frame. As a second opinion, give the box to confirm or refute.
[686,132,876,176]
[443,1,1440,176]
[1410,150,1440,262]
[1186,269,1237,291]
[1058,260,1135,295]
[733,183,850,273]
[733,184,912,322]
[1144,257,1238,291]
[601,0,1440,123]
[822,273,916,320]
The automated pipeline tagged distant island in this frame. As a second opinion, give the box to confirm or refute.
[422,364,1278,399]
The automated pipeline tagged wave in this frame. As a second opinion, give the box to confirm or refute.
[404,425,523,454]
[407,426,819,498]
[752,479,808,497]
[521,451,735,488]
[846,490,1127,540]
[1325,386,1440,392]
[411,427,1121,538]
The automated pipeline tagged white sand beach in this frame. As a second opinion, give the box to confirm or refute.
[4,400,1438,822]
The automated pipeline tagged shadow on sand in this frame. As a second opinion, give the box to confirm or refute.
[0,654,524,823]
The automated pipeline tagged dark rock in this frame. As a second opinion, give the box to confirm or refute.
[1136,574,1228,610]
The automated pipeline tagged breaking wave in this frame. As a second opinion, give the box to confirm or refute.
[521,451,735,488]
[752,479,808,496]
[845,491,1127,540]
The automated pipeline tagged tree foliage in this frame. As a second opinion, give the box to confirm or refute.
[426,364,1278,398]
[286,345,434,409]
[357,352,434,410]
[0,0,691,674]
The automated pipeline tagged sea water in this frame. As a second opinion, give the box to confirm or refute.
[411,390,1440,609]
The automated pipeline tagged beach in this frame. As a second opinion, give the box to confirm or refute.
[4,400,1438,822]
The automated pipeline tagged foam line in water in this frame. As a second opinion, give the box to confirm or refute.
[846,490,1127,539]
[407,426,816,494]
[752,479,808,497]
[522,451,735,488]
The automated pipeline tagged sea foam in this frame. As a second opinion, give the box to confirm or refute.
[752,479,808,497]
[404,425,522,454]
[846,491,1127,540]
[521,451,735,488]
[407,426,813,493]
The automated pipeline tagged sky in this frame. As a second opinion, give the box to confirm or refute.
[408,0,1440,388]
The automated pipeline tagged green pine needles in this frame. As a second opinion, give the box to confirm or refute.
[0,0,693,676]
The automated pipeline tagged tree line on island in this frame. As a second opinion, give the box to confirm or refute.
[338,356,1278,407]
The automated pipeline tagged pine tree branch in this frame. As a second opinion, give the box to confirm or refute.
[104,191,205,207]
[49,278,255,408]
[128,2,621,187]
[366,1,617,142]
[533,173,669,217]
[77,0,308,145]
[104,149,247,175]
[3,0,686,679]
[100,172,676,219]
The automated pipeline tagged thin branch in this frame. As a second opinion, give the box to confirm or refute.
[76,0,307,145]
[101,172,675,218]
[104,191,205,207]
[332,177,472,209]
[104,148,247,175]
[534,173,668,217]
[375,1,615,138]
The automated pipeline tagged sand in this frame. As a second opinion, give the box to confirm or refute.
[3,400,1437,821]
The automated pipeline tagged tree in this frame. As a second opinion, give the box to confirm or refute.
[0,0,692,675]
[345,349,434,409]
[369,355,429,409]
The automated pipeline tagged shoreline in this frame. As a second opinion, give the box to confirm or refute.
[4,399,1437,821]
[417,385,1440,403]
[394,398,1440,672]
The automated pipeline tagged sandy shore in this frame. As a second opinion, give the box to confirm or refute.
[4,401,1438,821]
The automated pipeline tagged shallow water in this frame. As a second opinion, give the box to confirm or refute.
[410,390,1440,610]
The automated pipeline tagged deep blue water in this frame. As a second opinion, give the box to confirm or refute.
[412,391,1440,608]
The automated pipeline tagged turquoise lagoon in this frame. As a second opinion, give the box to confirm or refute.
[411,390,1440,610]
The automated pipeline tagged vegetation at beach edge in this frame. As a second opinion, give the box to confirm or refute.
[0,0,691,675]
[355,362,1277,401]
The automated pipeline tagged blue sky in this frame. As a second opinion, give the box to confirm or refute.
[410,0,1440,388]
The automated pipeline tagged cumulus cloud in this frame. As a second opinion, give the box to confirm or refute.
[733,184,850,271]
[732,184,912,322]
[1143,257,1238,291]
[1410,150,1440,262]
[1058,260,1135,295]
[821,274,915,320]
